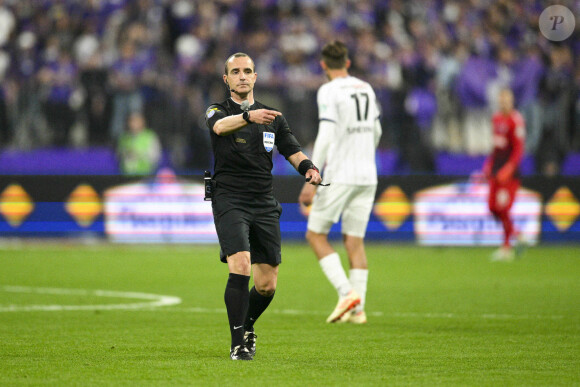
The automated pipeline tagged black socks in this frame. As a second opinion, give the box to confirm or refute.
[244,286,275,332]
[224,274,276,348]
[224,273,250,349]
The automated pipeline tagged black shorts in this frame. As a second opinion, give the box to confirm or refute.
[212,190,283,265]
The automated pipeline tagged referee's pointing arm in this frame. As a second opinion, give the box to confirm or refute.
[212,109,282,136]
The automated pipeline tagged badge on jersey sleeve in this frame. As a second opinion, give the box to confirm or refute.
[263,132,275,152]
[206,107,219,118]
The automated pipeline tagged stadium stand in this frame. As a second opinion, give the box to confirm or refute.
[0,0,578,175]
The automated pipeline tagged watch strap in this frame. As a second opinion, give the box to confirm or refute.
[242,111,252,124]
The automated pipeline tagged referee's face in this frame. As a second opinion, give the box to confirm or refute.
[224,56,257,95]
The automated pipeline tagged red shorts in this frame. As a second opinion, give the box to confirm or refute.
[488,178,520,214]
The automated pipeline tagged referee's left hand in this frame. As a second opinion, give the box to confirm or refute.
[305,168,322,185]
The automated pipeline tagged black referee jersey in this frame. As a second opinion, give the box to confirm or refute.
[205,98,302,195]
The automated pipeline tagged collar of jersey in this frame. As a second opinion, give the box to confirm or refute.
[230,98,255,108]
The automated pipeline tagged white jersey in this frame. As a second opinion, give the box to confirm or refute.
[312,75,381,185]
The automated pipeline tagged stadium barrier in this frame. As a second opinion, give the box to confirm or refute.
[1,147,580,176]
[0,171,579,244]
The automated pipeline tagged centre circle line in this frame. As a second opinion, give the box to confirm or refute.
[0,285,182,312]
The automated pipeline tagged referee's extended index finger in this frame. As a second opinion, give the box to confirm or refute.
[265,110,282,116]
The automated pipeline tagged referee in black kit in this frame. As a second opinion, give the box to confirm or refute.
[205,52,323,360]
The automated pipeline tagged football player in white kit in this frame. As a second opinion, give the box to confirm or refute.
[299,41,382,324]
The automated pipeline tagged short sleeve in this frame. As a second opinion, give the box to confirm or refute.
[317,85,338,122]
[205,104,228,132]
[274,115,302,159]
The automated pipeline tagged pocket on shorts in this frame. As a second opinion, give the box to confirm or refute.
[211,198,222,218]
[212,192,233,217]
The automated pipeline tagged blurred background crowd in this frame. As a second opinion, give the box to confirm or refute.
[0,0,578,175]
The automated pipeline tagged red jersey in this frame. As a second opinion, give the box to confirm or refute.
[487,110,525,179]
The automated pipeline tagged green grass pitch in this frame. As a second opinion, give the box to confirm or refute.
[0,243,578,386]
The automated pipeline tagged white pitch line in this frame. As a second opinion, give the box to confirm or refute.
[0,286,566,320]
[0,285,181,312]
[144,306,565,320]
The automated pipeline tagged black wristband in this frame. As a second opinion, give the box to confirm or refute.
[298,159,319,176]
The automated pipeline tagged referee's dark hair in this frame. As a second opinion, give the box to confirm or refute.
[321,41,348,69]
[224,52,255,74]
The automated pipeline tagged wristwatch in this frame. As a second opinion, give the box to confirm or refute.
[242,111,252,124]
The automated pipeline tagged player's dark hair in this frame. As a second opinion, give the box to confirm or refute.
[321,41,348,69]
[224,52,255,74]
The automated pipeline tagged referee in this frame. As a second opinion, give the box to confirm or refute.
[205,52,322,360]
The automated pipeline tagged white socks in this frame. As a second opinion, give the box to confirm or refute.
[319,253,369,312]
[319,252,352,298]
[349,268,368,312]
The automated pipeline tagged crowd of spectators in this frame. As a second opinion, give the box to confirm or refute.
[0,0,578,175]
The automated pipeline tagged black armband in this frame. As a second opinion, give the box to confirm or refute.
[298,159,319,176]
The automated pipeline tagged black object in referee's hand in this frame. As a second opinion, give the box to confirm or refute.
[305,176,330,186]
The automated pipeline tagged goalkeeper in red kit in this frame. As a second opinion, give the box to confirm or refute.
[483,88,525,261]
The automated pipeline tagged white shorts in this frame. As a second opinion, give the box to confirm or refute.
[307,184,377,238]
